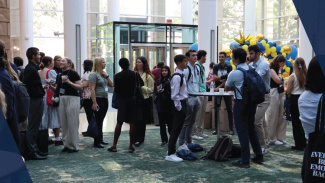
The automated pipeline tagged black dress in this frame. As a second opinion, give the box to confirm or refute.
[114,69,144,123]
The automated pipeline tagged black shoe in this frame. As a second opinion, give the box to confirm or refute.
[291,146,305,151]
[48,139,54,145]
[232,160,250,168]
[82,132,90,137]
[229,131,235,135]
[212,131,217,135]
[160,142,167,146]
[55,140,63,146]
[251,156,264,164]
[68,149,79,153]
[94,144,104,148]
[37,151,48,156]
[29,152,47,160]
[62,147,69,152]
[82,131,88,135]
[101,141,109,145]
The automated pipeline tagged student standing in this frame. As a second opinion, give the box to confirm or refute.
[225,48,263,168]
[165,55,188,162]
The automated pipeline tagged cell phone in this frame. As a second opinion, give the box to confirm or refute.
[96,106,100,111]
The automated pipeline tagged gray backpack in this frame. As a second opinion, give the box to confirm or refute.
[12,81,30,122]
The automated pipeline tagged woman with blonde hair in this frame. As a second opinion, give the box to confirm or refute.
[285,57,307,151]
[89,57,113,148]
[58,57,82,153]
[133,56,154,147]
[266,55,286,146]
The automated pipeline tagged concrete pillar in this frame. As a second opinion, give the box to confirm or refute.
[244,0,256,36]
[107,0,120,22]
[198,0,217,75]
[181,0,193,43]
[63,0,87,75]
[298,19,313,66]
[19,0,33,64]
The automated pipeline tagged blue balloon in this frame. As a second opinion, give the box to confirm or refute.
[263,38,268,43]
[257,39,261,42]
[226,61,231,65]
[268,42,274,47]
[189,43,198,52]
[285,60,292,67]
[276,46,281,52]
[267,55,273,59]
[245,41,250,45]
[256,42,263,48]
[226,57,231,61]
[230,41,239,50]
[260,46,266,52]
[286,45,298,60]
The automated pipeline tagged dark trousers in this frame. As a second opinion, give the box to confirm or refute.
[135,98,151,143]
[83,99,93,125]
[168,102,187,155]
[26,97,44,154]
[158,111,173,143]
[214,96,234,131]
[290,94,307,148]
[94,98,108,145]
[233,100,262,163]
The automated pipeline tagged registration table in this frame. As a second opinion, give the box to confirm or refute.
[189,91,234,139]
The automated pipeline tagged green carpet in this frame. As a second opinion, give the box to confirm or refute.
[26,122,303,183]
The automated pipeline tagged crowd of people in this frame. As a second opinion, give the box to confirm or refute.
[0,40,324,171]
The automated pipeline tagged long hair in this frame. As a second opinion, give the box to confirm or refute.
[293,57,307,89]
[0,89,6,118]
[0,41,20,81]
[40,56,53,69]
[92,57,105,75]
[83,59,93,74]
[305,56,325,93]
[134,56,154,85]
[160,65,171,83]
[270,55,286,72]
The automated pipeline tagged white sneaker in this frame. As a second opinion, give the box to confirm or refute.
[165,154,183,162]
[262,147,269,154]
[274,140,284,145]
[178,144,189,151]
[280,140,287,144]
[192,135,203,140]
[200,133,209,138]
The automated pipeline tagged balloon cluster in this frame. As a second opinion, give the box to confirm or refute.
[229,32,298,80]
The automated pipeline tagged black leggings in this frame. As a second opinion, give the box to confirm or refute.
[158,111,173,143]
[290,94,306,148]
[135,98,151,143]
[83,99,93,125]
[94,98,108,145]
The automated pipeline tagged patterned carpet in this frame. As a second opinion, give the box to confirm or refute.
[26,122,303,183]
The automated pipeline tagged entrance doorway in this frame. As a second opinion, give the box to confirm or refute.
[131,45,166,70]
[170,45,191,72]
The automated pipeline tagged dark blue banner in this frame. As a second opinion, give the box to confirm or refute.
[293,0,325,75]
[0,108,32,182]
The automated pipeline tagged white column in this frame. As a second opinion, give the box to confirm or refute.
[298,19,313,67]
[198,0,217,74]
[181,0,193,43]
[63,0,87,75]
[19,0,33,65]
[244,0,256,36]
[107,0,120,22]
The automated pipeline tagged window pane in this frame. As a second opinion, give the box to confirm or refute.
[256,0,263,19]
[33,11,64,37]
[120,0,147,15]
[165,0,181,17]
[264,0,280,18]
[220,0,244,20]
[98,13,108,24]
[218,21,244,42]
[87,39,97,59]
[34,38,64,57]
[87,0,100,12]
[33,0,63,10]
[264,18,279,40]
[256,20,263,35]
[87,14,97,38]
[280,0,298,16]
[131,25,166,43]
[99,0,108,12]
[279,16,298,39]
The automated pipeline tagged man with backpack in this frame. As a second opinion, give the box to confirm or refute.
[14,57,25,81]
[192,50,209,139]
[165,55,188,162]
[248,45,271,154]
[178,49,202,148]
[213,51,234,135]
[23,47,47,160]
[225,48,263,168]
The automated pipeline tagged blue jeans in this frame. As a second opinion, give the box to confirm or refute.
[233,100,262,163]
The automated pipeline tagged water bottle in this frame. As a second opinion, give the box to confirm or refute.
[210,82,214,93]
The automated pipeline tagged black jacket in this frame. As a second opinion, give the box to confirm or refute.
[155,78,173,113]
[23,61,45,98]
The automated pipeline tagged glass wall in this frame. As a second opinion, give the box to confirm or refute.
[256,0,299,47]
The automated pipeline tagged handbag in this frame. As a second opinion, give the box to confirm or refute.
[301,94,325,182]
[112,90,118,109]
[87,114,98,138]
[46,70,55,106]
[134,72,144,103]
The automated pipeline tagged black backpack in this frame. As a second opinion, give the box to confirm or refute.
[12,81,30,122]
[205,136,233,161]
[195,63,205,83]
[171,73,184,87]
[17,68,25,81]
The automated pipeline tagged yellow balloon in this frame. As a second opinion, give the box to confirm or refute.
[250,40,256,45]
[282,53,287,57]
[230,59,233,65]
[282,45,292,54]
[242,45,248,51]
[232,64,236,70]
[265,49,271,55]
[261,40,266,46]
[282,72,289,78]
[271,52,277,57]
[256,34,265,40]
[248,35,255,40]
[270,47,276,53]
[285,67,291,73]
[283,65,287,70]
[265,44,270,49]
[223,49,231,57]
[230,53,232,58]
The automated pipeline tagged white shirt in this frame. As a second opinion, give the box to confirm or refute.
[298,90,323,139]
[184,63,200,94]
[226,63,248,100]
[291,73,305,95]
[171,68,188,111]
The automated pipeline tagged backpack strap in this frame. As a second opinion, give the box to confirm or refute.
[187,65,192,82]
[171,73,184,88]
[195,63,205,83]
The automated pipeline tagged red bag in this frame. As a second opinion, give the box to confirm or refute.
[46,70,55,106]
